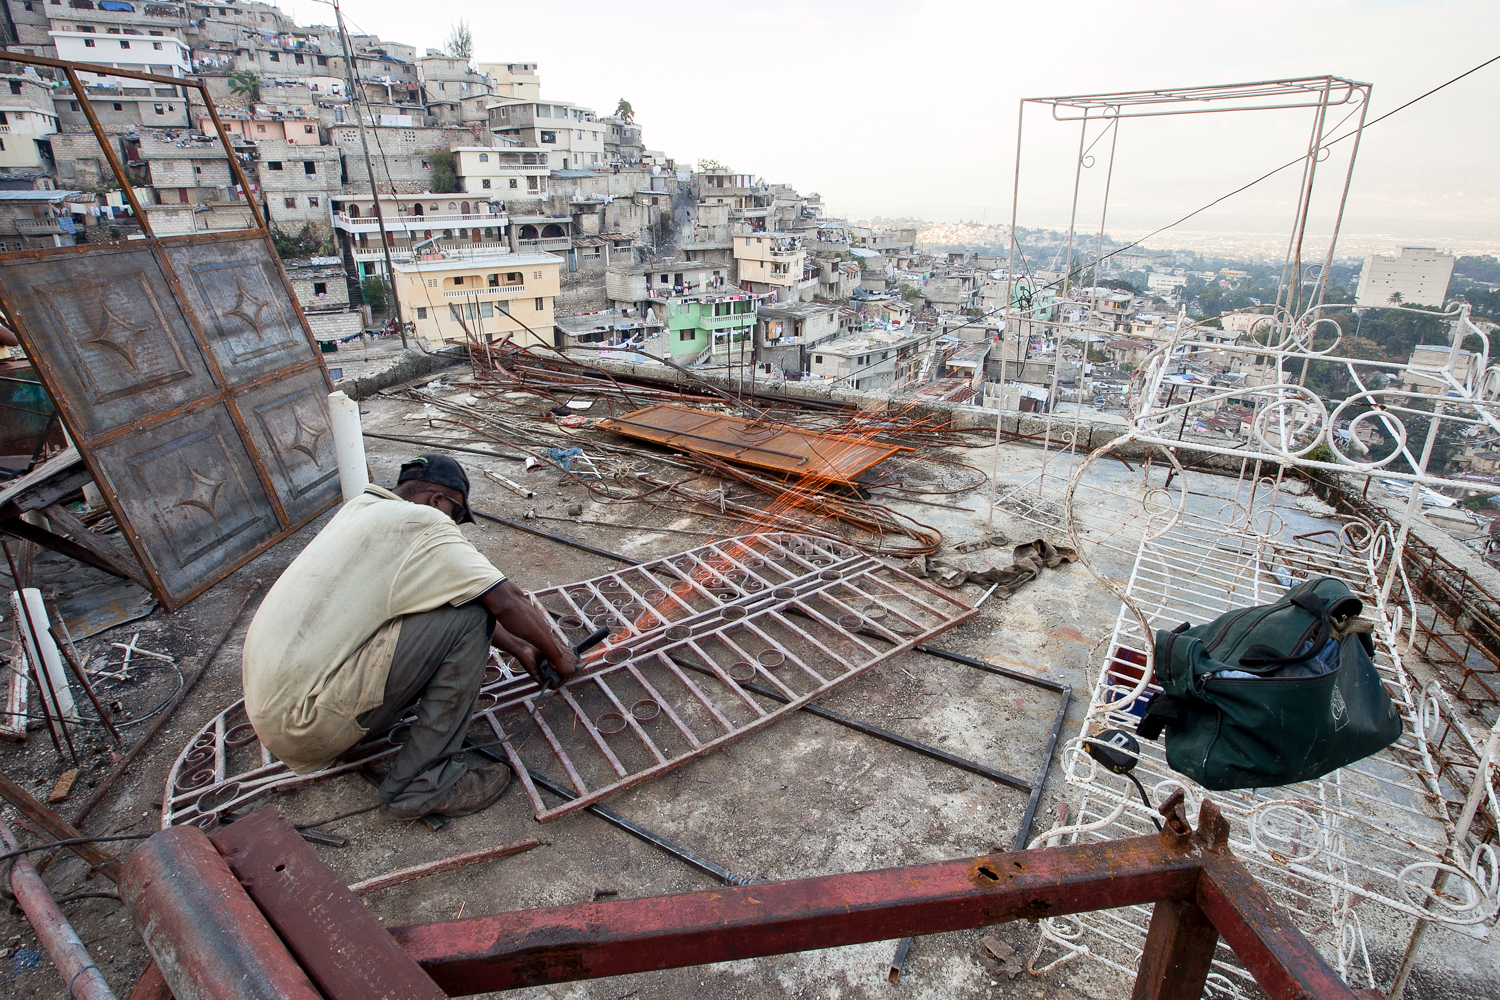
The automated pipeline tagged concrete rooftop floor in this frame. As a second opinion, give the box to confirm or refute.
[0,373,1494,1000]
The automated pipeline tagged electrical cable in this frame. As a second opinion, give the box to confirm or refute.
[1126,771,1162,831]
[0,832,155,866]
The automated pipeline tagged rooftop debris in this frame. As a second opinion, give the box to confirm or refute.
[596,402,908,485]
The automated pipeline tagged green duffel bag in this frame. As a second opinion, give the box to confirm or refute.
[1136,576,1402,791]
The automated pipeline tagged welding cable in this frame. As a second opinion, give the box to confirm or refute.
[53,891,122,905]
[4,658,185,731]
[294,804,380,830]
[1126,772,1162,831]
[0,832,155,866]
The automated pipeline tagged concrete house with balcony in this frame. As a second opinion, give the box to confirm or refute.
[602,115,643,164]
[393,249,563,349]
[0,75,59,177]
[0,188,82,250]
[606,261,730,313]
[330,191,509,280]
[734,234,805,295]
[756,302,839,374]
[451,145,552,202]
[665,290,764,362]
[487,98,604,171]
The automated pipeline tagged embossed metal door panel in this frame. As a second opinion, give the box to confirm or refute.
[0,248,221,439]
[90,404,280,599]
[162,238,317,386]
[232,368,340,527]
[0,233,337,609]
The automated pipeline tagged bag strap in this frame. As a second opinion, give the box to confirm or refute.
[1136,691,1188,741]
[1237,591,1350,669]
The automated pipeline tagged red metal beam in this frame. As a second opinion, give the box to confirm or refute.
[390,799,1358,1000]
[392,834,1204,995]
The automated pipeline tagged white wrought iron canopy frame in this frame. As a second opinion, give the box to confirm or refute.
[987,73,1500,998]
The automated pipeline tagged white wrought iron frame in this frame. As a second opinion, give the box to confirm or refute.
[985,76,1500,999]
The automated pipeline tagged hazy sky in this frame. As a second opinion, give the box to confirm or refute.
[297,0,1497,253]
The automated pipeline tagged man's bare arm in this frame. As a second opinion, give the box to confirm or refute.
[480,580,577,683]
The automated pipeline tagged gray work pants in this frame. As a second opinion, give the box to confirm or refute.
[356,602,492,814]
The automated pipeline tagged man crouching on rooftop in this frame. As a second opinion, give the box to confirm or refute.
[241,454,577,821]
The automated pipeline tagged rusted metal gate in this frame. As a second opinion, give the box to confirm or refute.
[163,533,974,827]
[598,403,904,483]
[0,55,338,609]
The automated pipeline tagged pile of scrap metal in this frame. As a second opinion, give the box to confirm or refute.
[378,340,1001,557]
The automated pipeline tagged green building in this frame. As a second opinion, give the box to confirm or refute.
[665,293,763,359]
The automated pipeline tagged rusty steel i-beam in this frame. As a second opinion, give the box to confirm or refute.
[120,797,1363,1000]
[384,795,1358,999]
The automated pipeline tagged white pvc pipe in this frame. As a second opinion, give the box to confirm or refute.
[11,588,74,721]
[327,390,369,502]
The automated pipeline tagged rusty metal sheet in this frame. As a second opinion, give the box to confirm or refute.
[598,403,903,482]
[0,233,337,609]
[161,533,975,828]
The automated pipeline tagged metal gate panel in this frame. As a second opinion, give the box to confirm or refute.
[91,404,280,599]
[0,233,338,608]
[232,369,340,526]
[161,534,977,828]
[0,247,220,439]
[161,237,317,386]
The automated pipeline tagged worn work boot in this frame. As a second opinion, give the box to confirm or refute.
[428,765,513,818]
[380,764,513,821]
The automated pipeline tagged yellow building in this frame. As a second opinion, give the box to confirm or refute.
[393,250,563,348]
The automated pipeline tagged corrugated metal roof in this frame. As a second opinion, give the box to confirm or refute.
[598,403,903,483]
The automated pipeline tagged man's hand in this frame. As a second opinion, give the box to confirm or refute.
[490,623,542,681]
[480,580,578,684]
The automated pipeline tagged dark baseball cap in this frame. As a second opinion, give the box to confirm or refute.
[397,454,475,523]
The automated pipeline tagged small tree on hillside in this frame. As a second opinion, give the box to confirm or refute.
[447,20,473,61]
[428,150,460,193]
[614,98,634,124]
[361,275,386,313]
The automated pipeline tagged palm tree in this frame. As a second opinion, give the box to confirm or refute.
[227,69,260,102]
[1387,291,1404,306]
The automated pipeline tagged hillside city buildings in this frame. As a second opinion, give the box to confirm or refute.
[0,0,1468,453]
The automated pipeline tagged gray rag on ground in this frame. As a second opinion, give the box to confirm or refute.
[907,538,1078,592]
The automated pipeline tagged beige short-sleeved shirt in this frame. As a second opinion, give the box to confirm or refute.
[242,485,506,774]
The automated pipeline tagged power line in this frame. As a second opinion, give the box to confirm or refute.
[1023,53,1500,288]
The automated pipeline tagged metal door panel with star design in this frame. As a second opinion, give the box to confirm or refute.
[161,238,313,384]
[90,404,279,598]
[0,234,336,608]
[232,368,340,524]
[0,247,219,438]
